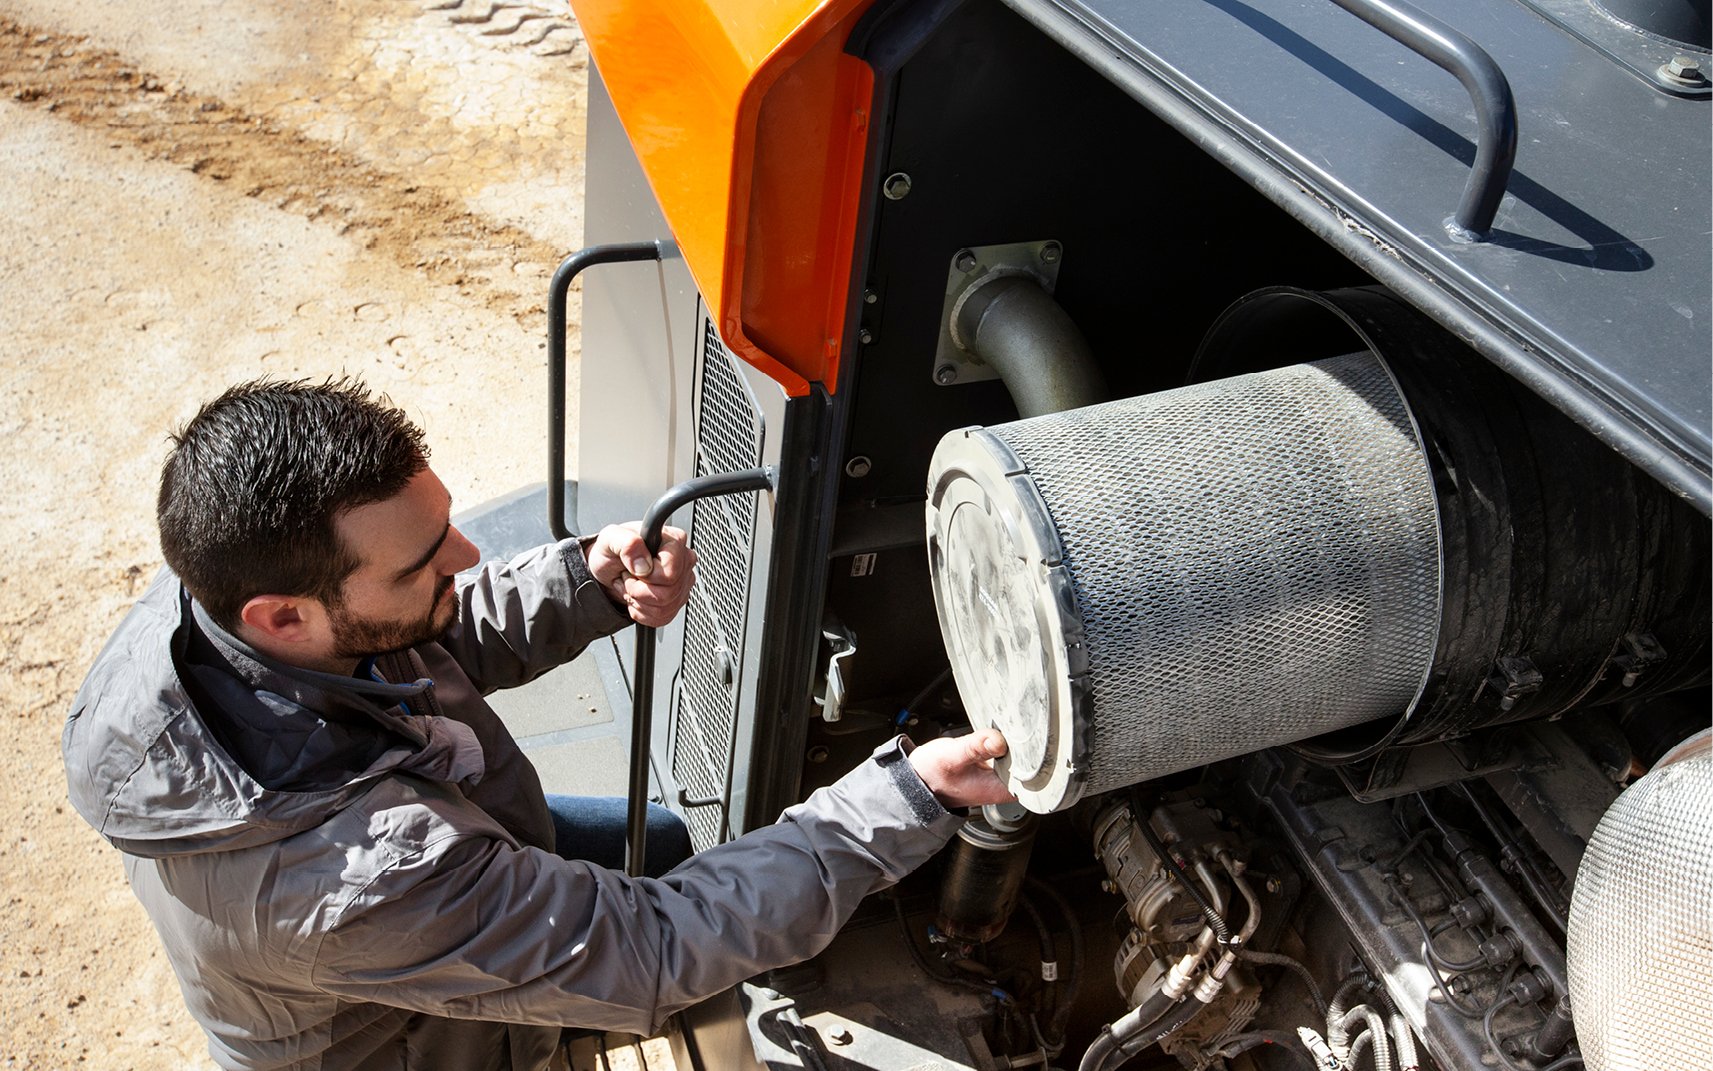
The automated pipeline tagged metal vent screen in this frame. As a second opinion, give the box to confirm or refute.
[671,319,763,851]
[927,352,1443,812]
[1567,736,1713,1070]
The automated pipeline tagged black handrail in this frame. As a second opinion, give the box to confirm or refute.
[1327,0,1518,242]
[546,241,666,540]
[627,467,776,876]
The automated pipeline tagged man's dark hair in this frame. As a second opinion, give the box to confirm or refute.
[158,377,429,630]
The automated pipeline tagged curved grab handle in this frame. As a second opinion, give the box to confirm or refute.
[1327,0,1518,242]
[546,241,667,541]
[626,467,776,877]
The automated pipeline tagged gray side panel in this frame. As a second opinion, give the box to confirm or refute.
[580,65,788,841]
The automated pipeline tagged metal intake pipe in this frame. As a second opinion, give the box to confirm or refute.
[951,273,1107,417]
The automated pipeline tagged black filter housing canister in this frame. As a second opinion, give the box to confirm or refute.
[935,804,1038,944]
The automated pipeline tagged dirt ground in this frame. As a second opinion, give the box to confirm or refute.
[0,1,634,1065]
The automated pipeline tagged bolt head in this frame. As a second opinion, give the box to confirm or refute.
[1040,241,1062,263]
[858,327,874,344]
[954,249,978,273]
[828,1028,854,1046]
[934,364,958,385]
[844,455,873,478]
[1661,55,1707,85]
[882,172,912,200]
[863,289,878,304]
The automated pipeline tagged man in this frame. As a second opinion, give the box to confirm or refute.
[63,377,1011,1071]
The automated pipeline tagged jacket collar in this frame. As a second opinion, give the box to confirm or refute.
[189,599,433,715]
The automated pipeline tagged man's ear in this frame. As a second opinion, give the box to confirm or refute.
[237,595,320,645]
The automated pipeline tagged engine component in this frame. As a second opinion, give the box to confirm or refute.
[926,285,1710,812]
[1567,731,1713,1071]
[1094,802,1227,1005]
[1256,750,1546,1071]
[927,346,1442,812]
[1086,800,1265,1069]
[935,802,1038,945]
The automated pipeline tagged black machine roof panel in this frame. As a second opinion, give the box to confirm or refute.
[1005,0,1712,508]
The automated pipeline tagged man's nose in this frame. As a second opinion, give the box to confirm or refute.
[440,526,482,574]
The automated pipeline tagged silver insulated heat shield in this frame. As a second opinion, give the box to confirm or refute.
[926,352,1443,813]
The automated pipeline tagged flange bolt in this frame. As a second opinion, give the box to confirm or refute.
[1660,55,1707,86]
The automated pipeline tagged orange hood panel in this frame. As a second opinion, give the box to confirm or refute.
[571,0,877,397]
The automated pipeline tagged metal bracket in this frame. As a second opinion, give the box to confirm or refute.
[931,239,1063,386]
[815,620,858,723]
[1487,655,1544,712]
[1612,631,1667,687]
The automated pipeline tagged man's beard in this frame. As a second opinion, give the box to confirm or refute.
[328,575,458,660]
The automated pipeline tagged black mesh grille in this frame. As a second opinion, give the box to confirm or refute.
[671,320,763,851]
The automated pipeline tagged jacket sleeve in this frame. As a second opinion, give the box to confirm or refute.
[309,737,963,1034]
[438,539,632,694]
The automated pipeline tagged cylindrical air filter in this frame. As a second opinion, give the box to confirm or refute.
[925,351,1442,813]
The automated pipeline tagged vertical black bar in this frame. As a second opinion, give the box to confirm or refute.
[628,467,775,876]
[546,241,665,540]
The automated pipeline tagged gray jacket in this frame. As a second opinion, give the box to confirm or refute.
[63,540,962,1071]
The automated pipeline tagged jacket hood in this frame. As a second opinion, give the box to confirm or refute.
[63,571,485,859]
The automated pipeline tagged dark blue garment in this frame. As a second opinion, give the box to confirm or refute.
[543,794,692,878]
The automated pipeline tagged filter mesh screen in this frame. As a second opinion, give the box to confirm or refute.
[936,352,1442,802]
[1568,740,1713,1070]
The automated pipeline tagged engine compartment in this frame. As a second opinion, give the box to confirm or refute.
[569,0,1713,1064]
[748,2,1713,1068]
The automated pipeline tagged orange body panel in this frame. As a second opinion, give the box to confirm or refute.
[570,0,877,396]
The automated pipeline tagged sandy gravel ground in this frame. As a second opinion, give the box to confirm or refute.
[0,2,661,1066]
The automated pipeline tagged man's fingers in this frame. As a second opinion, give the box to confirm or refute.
[604,526,654,578]
[590,522,696,625]
[967,728,1007,762]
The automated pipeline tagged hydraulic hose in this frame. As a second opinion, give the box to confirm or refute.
[1077,991,1179,1071]
[1111,997,1207,1069]
[1017,893,1059,1050]
[1239,950,1328,1016]
[1025,876,1084,1049]
[891,897,996,999]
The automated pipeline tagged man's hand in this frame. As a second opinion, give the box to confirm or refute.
[585,523,697,627]
[908,728,1015,809]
